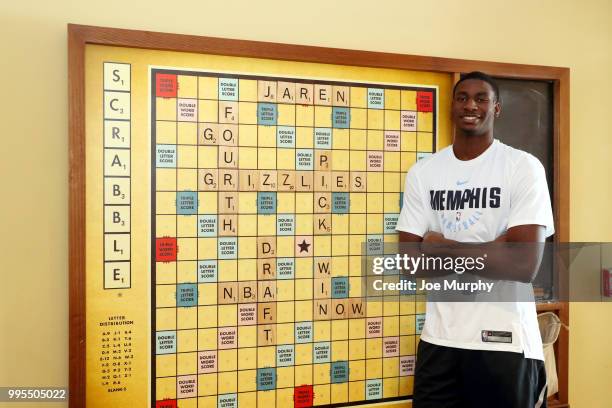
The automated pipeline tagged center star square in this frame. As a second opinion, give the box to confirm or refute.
[298,239,311,253]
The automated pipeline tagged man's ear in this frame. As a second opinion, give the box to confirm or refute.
[494,101,502,118]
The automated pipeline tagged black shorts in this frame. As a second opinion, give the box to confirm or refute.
[414,340,548,408]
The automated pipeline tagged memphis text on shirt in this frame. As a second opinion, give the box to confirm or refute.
[430,187,501,211]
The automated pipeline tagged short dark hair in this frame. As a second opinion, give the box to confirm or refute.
[453,71,500,102]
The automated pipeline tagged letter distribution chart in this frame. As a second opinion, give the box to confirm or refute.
[152,69,435,408]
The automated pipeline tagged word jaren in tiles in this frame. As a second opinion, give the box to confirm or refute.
[152,70,435,408]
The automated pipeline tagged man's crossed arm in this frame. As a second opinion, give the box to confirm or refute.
[398,225,546,283]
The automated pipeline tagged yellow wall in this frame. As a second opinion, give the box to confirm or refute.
[0,1,610,407]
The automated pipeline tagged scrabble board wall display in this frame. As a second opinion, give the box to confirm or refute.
[80,43,452,408]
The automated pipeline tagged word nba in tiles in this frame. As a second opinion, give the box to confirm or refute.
[152,69,435,408]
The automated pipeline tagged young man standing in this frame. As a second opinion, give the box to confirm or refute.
[396,72,553,408]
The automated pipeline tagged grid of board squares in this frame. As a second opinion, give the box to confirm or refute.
[152,71,433,408]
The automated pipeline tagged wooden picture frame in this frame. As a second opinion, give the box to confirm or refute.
[68,24,570,408]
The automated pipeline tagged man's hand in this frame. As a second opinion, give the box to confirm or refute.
[423,231,445,244]
[416,226,545,282]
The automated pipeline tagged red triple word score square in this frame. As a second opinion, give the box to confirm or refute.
[417,91,433,112]
[156,399,177,408]
[294,384,314,408]
[156,73,177,98]
[156,237,177,262]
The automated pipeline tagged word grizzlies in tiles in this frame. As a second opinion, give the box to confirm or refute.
[152,69,435,408]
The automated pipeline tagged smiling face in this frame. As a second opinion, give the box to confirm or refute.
[452,79,501,136]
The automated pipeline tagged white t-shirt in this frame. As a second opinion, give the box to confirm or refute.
[396,139,554,360]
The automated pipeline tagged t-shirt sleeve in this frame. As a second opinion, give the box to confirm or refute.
[507,155,555,237]
[395,165,429,237]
